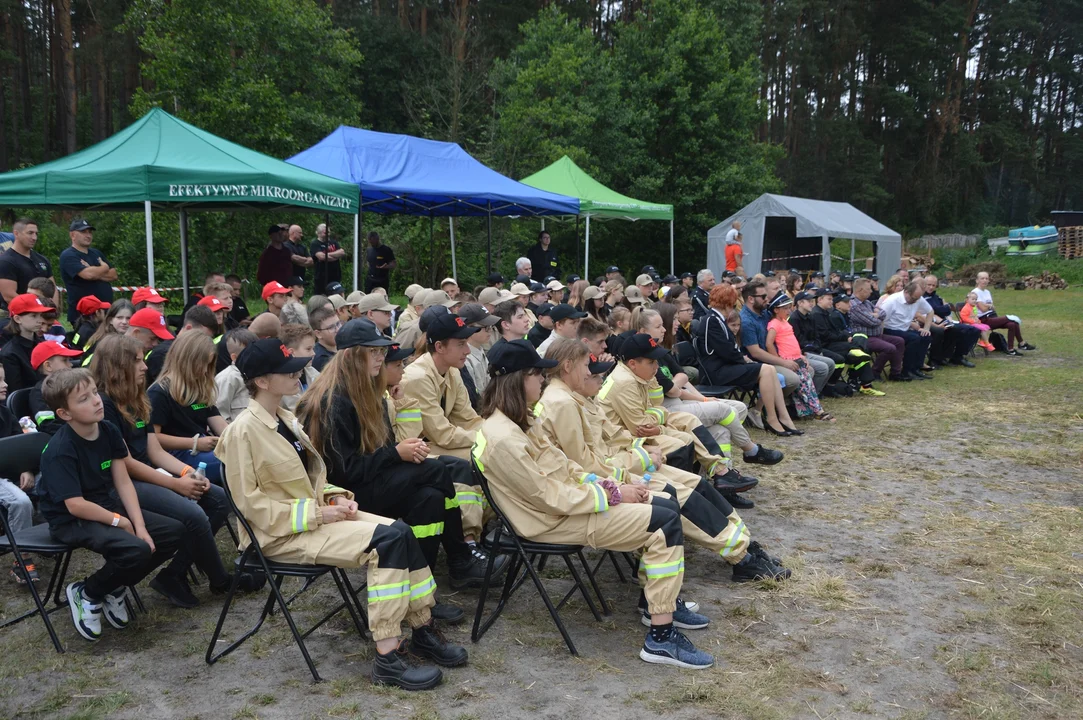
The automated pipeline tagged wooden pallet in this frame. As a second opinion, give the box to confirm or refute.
[1060,226,1083,260]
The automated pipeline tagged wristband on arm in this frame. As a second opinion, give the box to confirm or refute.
[111,513,121,527]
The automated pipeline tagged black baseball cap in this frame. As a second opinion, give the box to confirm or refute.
[550,304,587,322]
[386,342,415,363]
[543,275,557,284]
[587,352,615,375]
[662,274,677,284]
[833,293,852,305]
[764,270,776,277]
[336,318,394,350]
[566,274,582,284]
[288,275,305,288]
[529,281,546,293]
[458,302,500,327]
[268,224,283,235]
[535,302,555,317]
[812,271,825,278]
[641,265,657,275]
[487,272,505,285]
[606,265,620,274]
[793,291,814,302]
[421,306,479,342]
[768,293,793,310]
[487,338,558,376]
[69,218,94,232]
[325,281,345,295]
[680,272,693,279]
[722,270,735,278]
[618,333,668,362]
[515,274,531,285]
[869,274,879,280]
[789,267,800,274]
[237,338,312,381]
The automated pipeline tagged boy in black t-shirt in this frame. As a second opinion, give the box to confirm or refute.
[28,340,83,435]
[37,368,183,642]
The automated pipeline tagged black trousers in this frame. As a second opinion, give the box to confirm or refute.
[50,506,184,601]
[134,481,230,587]
[930,323,980,362]
[351,458,468,570]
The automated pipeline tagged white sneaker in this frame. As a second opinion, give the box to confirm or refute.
[103,588,131,629]
[66,581,103,641]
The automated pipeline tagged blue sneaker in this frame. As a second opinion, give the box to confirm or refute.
[640,599,710,630]
[640,628,714,669]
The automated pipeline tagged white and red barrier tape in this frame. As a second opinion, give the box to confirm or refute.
[58,286,188,294]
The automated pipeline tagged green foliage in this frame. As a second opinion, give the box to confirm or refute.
[127,0,363,158]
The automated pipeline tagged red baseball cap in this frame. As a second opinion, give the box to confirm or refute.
[198,296,226,311]
[132,287,168,304]
[129,308,175,340]
[261,281,290,301]
[76,296,111,315]
[31,340,83,370]
[7,294,49,316]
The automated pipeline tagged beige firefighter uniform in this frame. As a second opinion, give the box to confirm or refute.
[215,400,436,641]
[660,396,752,460]
[388,391,485,539]
[534,380,748,564]
[599,362,729,475]
[395,304,419,335]
[401,352,482,460]
[473,409,686,615]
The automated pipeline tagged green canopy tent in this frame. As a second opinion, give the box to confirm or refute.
[520,155,674,278]
[0,108,359,293]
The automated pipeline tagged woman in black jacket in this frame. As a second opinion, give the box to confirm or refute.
[693,285,797,436]
[297,319,498,619]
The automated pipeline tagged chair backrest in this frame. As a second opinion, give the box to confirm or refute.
[674,341,696,366]
[217,464,266,562]
[0,432,50,480]
[470,457,510,530]
[6,388,32,420]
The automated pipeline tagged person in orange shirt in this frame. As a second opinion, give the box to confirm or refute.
[960,292,995,352]
[724,221,743,274]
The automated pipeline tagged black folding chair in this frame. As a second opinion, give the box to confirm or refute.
[5,388,32,419]
[206,468,369,683]
[696,384,736,398]
[470,458,609,656]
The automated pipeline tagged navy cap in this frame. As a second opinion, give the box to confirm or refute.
[487,272,505,285]
[268,224,283,235]
[529,281,547,293]
[789,268,800,274]
[487,338,558,376]
[833,293,852,305]
[420,306,479,342]
[793,291,814,302]
[325,281,345,295]
[680,272,693,280]
[722,270,735,278]
[764,270,776,277]
[869,274,879,280]
[606,266,620,274]
[336,318,394,350]
[515,274,531,285]
[543,276,557,284]
[69,218,94,232]
[587,352,615,375]
[288,275,305,288]
[618,333,668,362]
[641,265,657,275]
[386,342,415,363]
[549,304,587,322]
[237,338,312,381]
[662,274,678,284]
[812,271,825,278]
[566,274,582,284]
[535,302,555,317]
[768,293,793,311]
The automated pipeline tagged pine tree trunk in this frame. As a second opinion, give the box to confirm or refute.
[55,0,76,153]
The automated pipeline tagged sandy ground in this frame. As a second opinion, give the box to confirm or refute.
[2,336,1081,720]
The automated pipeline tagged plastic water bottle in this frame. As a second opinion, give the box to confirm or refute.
[190,462,209,503]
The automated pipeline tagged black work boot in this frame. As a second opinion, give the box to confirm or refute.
[732,552,789,583]
[748,541,791,579]
[743,445,784,466]
[410,621,469,667]
[430,601,464,625]
[722,491,755,510]
[447,545,508,590]
[371,638,443,691]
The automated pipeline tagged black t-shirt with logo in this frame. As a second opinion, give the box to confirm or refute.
[101,393,152,465]
[365,244,395,287]
[310,238,343,292]
[277,418,309,471]
[148,382,221,438]
[38,420,129,525]
[0,248,52,309]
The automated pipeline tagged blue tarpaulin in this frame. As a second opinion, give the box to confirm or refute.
[286,127,580,217]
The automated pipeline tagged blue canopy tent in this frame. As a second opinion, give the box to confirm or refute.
[286,127,580,287]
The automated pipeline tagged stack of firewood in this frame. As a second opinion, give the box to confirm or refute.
[1019,271,1068,289]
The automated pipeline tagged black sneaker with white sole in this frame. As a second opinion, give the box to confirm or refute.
[448,546,508,589]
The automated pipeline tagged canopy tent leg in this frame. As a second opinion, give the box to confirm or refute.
[355,192,363,293]
[669,220,675,276]
[449,218,457,281]
[429,215,435,287]
[144,201,155,287]
[584,215,591,280]
[179,210,189,299]
[541,218,545,231]
[822,234,831,277]
[575,216,580,277]
[850,238,855,275]
[486,206,492,275]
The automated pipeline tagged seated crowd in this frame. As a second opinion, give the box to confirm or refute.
[0,218,1036,691]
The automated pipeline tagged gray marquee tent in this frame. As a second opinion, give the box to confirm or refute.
[707,194,901,279]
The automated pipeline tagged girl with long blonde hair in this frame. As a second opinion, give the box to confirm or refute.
[149,331,228,483]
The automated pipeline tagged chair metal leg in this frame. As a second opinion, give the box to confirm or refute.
[206,550,275,667]
[335,570,369,640]
[472,551,522,644]
[519,551,578,656]
[575,550,611,617]
[0,549,67,653]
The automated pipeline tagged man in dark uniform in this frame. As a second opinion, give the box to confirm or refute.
[311,223,346,294]
[525,231,559,283]
[690,269,714,320]
[365,232,396,293]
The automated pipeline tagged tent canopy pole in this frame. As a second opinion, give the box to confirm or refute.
[486,204,492,275]
[669,220,675,275]
[822,234,831,277]
[449,218,457,280]
[850,237,855,275]
[179,210,189,298]
[353,211,360,292]
[429,215,435,287]
[144,201,155,287]
[584,215,591,279]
